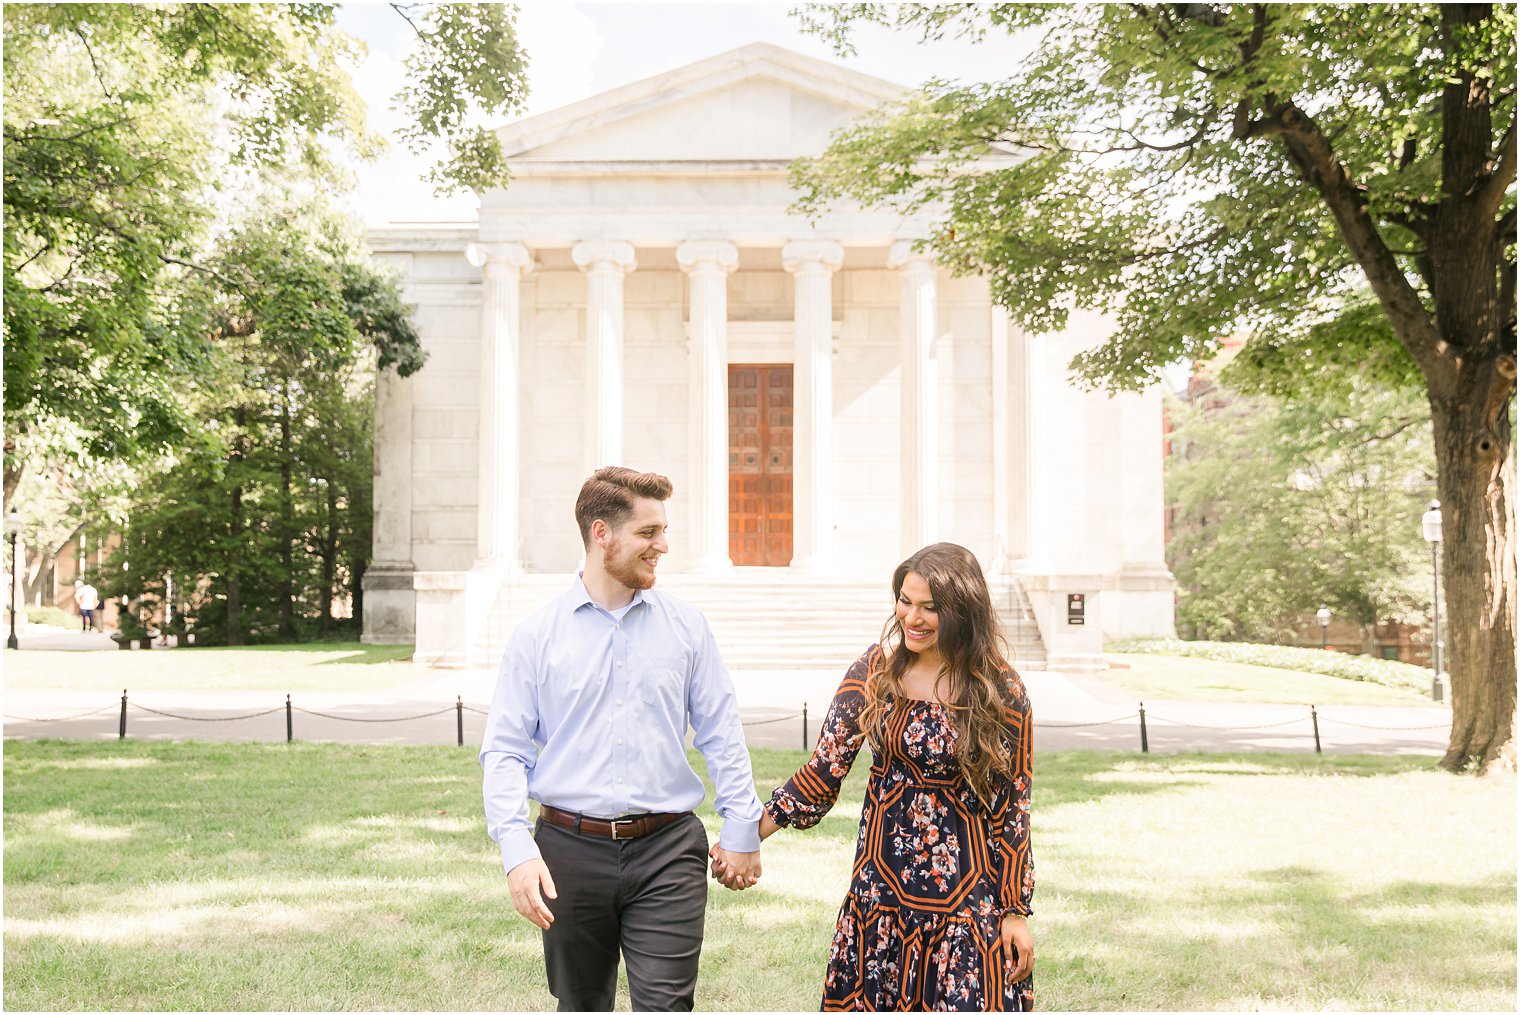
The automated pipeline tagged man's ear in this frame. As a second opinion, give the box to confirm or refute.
[590,519,608,548]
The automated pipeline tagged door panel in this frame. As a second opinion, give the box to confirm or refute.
[729,365,793,566]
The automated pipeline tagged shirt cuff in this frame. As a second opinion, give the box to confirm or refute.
[717,816,761,853]
[499,830,542,875]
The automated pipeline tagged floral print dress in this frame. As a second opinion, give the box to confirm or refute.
[766,646,1035,1012]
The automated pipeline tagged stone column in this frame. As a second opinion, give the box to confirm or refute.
[465,241,533,569]
[572,241,637,474]
[889,240,939,557]
[783,240,844,574]
[362,361,417,644]
[993,307,1035,571]
[677,240,739,573]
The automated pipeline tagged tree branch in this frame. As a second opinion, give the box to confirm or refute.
[1474,122,1516,223]
[1268,103,1446,379]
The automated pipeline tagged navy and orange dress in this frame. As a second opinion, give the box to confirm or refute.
[765,645,1035,1011]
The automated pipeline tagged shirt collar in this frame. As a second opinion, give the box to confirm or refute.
[565,572,649,614]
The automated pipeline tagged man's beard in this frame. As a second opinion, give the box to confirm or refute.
[604,537,656,591]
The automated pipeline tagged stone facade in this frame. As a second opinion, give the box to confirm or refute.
[364,43,1175,671]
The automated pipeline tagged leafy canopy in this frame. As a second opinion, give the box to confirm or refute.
[792,3,1516,394]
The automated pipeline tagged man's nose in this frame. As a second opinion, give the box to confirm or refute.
[653,534,669,554]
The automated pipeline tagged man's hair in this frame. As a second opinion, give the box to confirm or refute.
[575,466,674,547]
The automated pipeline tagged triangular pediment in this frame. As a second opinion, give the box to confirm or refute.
[497,42,906,163]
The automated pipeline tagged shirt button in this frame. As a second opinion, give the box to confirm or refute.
[616,660,623,667]
[616,738,624,745]
[616,776,624,783]
[616,699,624,707]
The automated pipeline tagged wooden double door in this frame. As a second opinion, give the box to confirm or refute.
[728,364,793,566]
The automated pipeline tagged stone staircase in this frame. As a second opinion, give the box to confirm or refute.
[479,569,1047,673]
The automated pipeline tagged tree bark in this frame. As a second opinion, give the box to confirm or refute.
[278,389,296,642]
[319,480,336,634]
[227,408,245,647]
[1431,356,1517,773]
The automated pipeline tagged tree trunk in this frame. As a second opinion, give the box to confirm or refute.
[279,391,296,641]
[1431,359,1517,773]
[352,556,366,632]
[227,409,245,648]
[319,481,336,634]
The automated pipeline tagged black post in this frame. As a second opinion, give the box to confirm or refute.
[1139,702,1149,753]
[457,695,464,747]
[286,693,293,743]
[5,530,17,651]
[802,702,809,751]
[1311,705,1322,754]
[119,689,127,739]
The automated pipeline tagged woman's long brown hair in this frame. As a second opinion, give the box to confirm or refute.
[857,542,1014,809]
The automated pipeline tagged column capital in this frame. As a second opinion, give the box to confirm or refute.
[466,241,533,274]
[572,240,637,274]
[676,240,739,274]
[887,240,935,273]
[782,239,844,275]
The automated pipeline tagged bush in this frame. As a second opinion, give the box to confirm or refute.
[25,605,75,628]
[1106,637,1431,694]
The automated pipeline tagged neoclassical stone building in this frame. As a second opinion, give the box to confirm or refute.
[363,43,1175,673]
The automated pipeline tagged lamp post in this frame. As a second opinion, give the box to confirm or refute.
[1316,605,1331,649]
[5,507,21,650]
[1422,499,1443,702]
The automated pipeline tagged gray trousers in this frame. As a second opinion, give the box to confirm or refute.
[535,813,709,1012]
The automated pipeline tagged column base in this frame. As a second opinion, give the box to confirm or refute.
[685,554,735,576]
[788,555,838,577]
[362,562,416,645]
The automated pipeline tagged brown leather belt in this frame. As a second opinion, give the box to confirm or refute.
[540,805,690,841]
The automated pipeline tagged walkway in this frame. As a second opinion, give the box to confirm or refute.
[3,634,1451,756]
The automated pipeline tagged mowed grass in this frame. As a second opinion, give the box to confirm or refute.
[1102,652,1440,707]
[4,742,1514,1011]
[3,643,418,693]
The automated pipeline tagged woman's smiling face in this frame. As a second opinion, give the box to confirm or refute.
[895,571,940,657]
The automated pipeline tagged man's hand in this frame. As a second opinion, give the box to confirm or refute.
[707,843,761,890]
[507,858,557,929]
[1000,913,1034,983]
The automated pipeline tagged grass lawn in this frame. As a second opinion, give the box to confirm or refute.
[4,742,1513,1011]
[1102,653,1441,707]
[2,643,417,693]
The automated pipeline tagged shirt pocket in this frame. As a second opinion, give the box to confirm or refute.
[637,653,688,713]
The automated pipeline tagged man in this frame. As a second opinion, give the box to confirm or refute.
[480,466,763,1012]
[73,580,99,632]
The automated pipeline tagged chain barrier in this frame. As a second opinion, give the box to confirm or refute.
[1037,714,1138,728]
[131,704,285,722]
[290,706,455,723]
[3,694,1452,750]
[2,705,118,723]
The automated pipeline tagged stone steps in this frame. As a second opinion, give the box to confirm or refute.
[480,571,1047,671]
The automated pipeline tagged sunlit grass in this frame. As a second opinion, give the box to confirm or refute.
[3,643,417,693]
[4,742,1513,1011]
[1103,653,1441,707]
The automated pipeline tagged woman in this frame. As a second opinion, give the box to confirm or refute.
[724,542,1034,1010]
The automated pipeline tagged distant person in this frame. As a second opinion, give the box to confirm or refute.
[73,580,99,632]
[718,542,1036,1010]
[480,466,763,1012]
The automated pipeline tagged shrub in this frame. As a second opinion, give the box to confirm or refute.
[1105,637,1431,694]
[24,605,75,628]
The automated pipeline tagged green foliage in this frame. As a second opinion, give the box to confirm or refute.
[23,605,73,628]
[3,2,522,498]
[791,4,1515,393]
[1166,369,1434,641]
[1105,638,1433,695]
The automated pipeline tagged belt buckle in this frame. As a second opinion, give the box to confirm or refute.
[609,816,638,841]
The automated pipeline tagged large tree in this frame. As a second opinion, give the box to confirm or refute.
[3,2,527,501]
[793,3,1515,772]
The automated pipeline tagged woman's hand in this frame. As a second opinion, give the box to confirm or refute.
[1000,913,1034,983]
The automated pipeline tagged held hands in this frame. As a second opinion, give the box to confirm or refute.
[507,858,558,929]
[1000,913,1034,983]
[708,843,761,891]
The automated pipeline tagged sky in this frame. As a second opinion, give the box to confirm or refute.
[332,1,1033,226]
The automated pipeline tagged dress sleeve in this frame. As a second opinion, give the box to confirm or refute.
[996,668,1035,917]
[763,648,875,831]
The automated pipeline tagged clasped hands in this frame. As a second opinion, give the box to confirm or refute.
[708,843,761,891]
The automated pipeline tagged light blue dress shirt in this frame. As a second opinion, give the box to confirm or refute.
[480,575,764,874]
